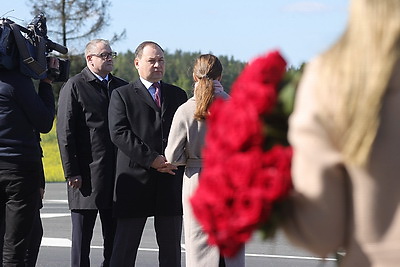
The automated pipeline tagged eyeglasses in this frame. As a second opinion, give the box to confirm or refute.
[89,52,117,60]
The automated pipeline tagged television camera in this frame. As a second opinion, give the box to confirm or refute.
[0,13,70,82]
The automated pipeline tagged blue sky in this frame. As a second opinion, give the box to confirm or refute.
[2,0,349,67]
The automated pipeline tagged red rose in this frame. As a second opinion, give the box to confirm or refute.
[230,83,277,114]
[205,99,263,154]
[235,50,286,86]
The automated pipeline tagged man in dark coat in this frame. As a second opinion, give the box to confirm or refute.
[108,41,187,267]
[56,39,128,267]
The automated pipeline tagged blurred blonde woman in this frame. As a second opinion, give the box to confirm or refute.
[165,54,245,267]
[283,0,400,266]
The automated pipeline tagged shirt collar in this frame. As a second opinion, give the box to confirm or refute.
[90,70,109,82]
[140,77,160,90]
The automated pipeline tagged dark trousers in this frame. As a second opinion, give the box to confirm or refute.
[71,209,115,267]
[23,209,42,267]
[219,256,226,267]
[0,205,42,267]
[110,215,182,267]
[0,167,41,267]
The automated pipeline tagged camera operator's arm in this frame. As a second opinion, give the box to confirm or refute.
[33,57,59,131]
[35,81,55,133]
[14,73,56,134]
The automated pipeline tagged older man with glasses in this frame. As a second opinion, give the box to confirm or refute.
[56,39,128,267]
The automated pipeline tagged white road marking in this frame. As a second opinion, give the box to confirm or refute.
[245,253,336,261]
[43,200,68,204]
[40,238,336,262]
[41,238,71,247]
[40,213,70,218]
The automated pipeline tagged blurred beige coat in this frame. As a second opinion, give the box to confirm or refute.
[283,58,400,267]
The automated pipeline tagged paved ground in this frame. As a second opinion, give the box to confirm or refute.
[35,182,337,266]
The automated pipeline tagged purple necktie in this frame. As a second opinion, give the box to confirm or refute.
[153,82,161,108]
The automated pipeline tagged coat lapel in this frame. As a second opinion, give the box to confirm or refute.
[160,81,169,115]
[134,80,159,110]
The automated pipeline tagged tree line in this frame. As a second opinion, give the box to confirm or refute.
[56,50,303,102]
[57,50,246,99]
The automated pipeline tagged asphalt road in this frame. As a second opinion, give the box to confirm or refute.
[35,182,337,267]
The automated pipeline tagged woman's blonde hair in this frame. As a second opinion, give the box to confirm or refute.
[193,54,223,121]
[317,0,400,166]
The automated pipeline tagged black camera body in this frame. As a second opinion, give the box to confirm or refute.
[0,13,70,82]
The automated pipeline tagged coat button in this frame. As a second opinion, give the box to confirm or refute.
[162,138,167,143]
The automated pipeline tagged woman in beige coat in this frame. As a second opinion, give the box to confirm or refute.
[165,54,245,267]
[283,0,400,266]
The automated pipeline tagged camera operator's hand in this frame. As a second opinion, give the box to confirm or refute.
[48,56,59,67]
[42,56,60,83]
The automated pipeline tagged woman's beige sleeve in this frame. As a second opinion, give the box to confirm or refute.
[282,59,350,257]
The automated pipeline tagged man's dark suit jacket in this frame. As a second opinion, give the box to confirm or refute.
[108,79,187,218]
